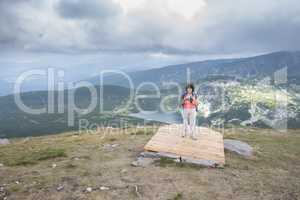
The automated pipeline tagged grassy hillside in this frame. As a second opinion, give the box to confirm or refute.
[1,77,300,139]
[0,127,299,199]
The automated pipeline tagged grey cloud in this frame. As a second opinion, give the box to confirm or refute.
[0,0,47,51]
[81,2,192,55]
[190,0,300,54]
[63,0,300,55]
[0,0,299,56]
[0,1,23,49]
[55,0,122,19]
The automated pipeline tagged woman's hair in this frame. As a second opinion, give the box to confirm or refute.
[185,83,195,92]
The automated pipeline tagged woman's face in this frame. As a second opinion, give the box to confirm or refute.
[187,87,193,94]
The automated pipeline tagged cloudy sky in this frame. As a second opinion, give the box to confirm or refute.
[0,0,300,81]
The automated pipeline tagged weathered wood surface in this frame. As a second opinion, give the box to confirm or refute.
[144,124,225,166]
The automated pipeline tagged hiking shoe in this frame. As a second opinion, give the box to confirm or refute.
[190,136,197,140]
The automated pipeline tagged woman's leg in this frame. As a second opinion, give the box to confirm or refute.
[190,108,197,140]
[182,109,189,137]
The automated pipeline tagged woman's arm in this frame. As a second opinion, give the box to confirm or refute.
[181,94,187,105]
[192,96,199,106]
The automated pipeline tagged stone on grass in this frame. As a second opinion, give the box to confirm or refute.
[0,164,4,167]
[100,186,109,191]
[131,157,157,167]
[56,185,64,192]
[224,139,253,157]
[178,158,219,167]
[0,186,7,200]
[102,144,119,151]
[86,187,93,193]
[139,151,160,158]
[140,151,178,159]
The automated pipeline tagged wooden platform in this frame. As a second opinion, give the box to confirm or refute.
[144,124,225,167]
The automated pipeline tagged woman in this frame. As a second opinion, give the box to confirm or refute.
[181,83,198,140]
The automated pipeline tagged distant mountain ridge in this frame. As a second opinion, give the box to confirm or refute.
[0,80,12,96]
[89,51,300,86]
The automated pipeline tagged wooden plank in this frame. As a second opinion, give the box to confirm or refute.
[144,124,225,165]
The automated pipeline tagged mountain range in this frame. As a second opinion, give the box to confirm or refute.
[88,51,300,87]
[1,51,300,138]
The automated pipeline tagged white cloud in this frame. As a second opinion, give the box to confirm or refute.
[167,0,206,19]
[114,0,146,14]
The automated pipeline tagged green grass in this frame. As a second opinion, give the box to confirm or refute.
[223,128,300,170]
[155,157,175,167]
[0,126,157,167]
[131,129,155,136]
[0,127,299,200]
[169,193,183,200]
[0,146,67,166]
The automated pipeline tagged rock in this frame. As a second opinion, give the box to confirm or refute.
[86,187,93,193]
[52,163,57,168]
[0,163,4,167]
[100,186,109,190]
[224,139,253,157]
[131,157,157,167]
[121,169,127,173]
[140,151,178,159]
[177,158,220,167]
[56,185,64,192]
[102,144,119,151]
[0,139,10,145]
[140,151,222,167]
[131,161,139,167]
[139,151,160,158]
[0,186,8,200]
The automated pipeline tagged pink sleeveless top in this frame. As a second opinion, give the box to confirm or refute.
[182,94,197,109]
